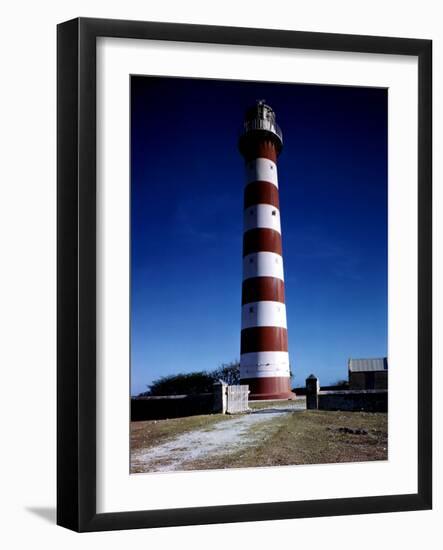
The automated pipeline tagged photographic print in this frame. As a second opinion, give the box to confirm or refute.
[57,18,432,531]
[130,76,388,474]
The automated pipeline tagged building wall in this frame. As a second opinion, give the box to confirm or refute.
[349,371,388,390]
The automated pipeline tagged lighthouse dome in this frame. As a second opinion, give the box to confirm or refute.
[239,100,283,156]
[245,100,276,125]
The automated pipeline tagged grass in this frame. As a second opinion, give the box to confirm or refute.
[186,410,387,470]
[131,408,387,472]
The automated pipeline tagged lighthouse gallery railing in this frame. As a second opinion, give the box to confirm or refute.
[243,118,283,144]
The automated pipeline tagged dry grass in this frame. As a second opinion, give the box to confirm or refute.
[131,409,387,472]
[175,410,387,470]
[245,410,388,468]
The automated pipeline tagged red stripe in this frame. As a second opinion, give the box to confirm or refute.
[240,376,294,400]
[241,327,288,353]
[243,228,282,257]
[244,181,280,209]
[242,277,285,305]
[240,137,279,162]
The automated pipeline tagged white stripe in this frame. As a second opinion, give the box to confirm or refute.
[243,204,281,233]
[241,301,287,329]
[240,351,291,378]
[245,157,278,187]
[243,252,284,281]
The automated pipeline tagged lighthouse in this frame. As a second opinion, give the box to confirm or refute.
[239,101,294,400]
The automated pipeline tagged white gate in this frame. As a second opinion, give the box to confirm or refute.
[226,385,249,414]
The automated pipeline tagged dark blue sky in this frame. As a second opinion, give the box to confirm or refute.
[131,76,387,395]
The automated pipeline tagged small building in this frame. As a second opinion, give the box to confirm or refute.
[348,357,388,390]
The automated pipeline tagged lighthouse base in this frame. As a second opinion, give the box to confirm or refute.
[241,376,295,401]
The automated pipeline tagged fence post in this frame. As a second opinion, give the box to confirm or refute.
[306,374,319,410]
[212,380,227,414]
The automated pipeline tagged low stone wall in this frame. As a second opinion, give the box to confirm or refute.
[305,375,387,412]
[131,382,249,420]
[131,393,217,421]
[318,390,387,412]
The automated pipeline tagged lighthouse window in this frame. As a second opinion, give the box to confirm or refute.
[270,164,274,170]
[250,209,254,215]
[249,307,254,313]
[272,210,277,216]
[249,257,254,264]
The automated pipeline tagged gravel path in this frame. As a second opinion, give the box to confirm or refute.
[131,402,305,473]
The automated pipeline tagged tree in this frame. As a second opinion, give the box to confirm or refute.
[147,371,215,396]
[142,360,241,396]
[212,360,240,385]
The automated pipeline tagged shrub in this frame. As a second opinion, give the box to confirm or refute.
[143,360,241,396]
[148,371,216,396]
[212,361,240,385]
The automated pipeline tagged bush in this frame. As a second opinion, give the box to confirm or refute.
[143,361,241,396]
[148,371,216,396]
[212,361,240,385]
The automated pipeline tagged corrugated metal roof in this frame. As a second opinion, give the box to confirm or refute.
[348,357,388,372]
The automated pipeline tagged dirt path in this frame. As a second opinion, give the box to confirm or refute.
[131,402,305,473]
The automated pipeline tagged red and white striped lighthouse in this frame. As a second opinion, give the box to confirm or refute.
[239,101,294,400]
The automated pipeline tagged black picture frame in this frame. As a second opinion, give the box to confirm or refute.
[57,17,432,532]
